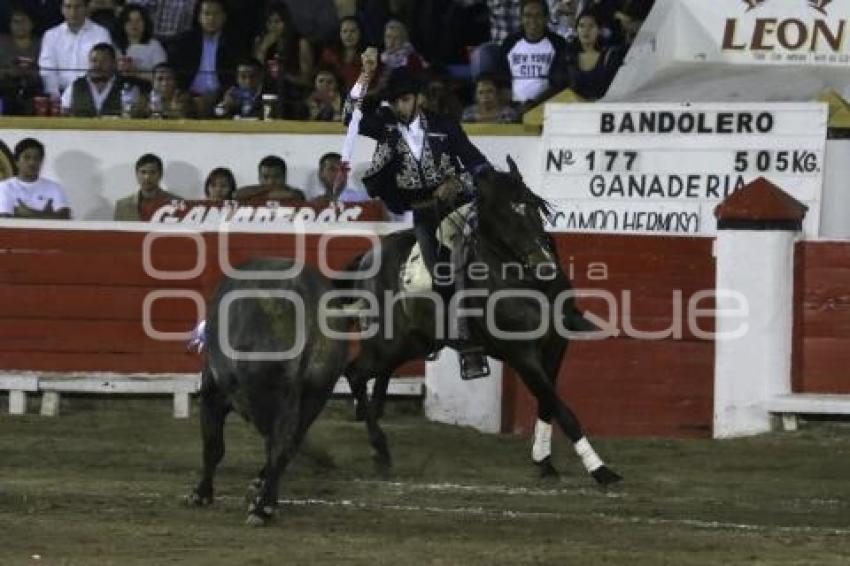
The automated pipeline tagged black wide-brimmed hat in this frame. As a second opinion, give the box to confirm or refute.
[381,68,425,102]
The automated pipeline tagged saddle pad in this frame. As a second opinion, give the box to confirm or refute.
[400,203,474,293]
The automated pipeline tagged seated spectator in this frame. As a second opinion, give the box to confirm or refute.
[168,0,245,117]
[114,153,181,220]
[125,0,196,42]
[215,58,266,119]
[0,6,43,115]
[421,71,463,120]
[462,74,519,123]
[307,151,369,204]
[500,0,568,112]
[319,15,366,91]
[39,0,113,98]
[565,8,623,100]
[146,62,195,118]
[113,4,167,83]
[576,0,621,42]
[204,166,237,200]
[253,2,313,119]
[234,155,306,201]
[380,19,424,72]
[61,42,144,117]
[0,138,71,219]
[305,67,343,122]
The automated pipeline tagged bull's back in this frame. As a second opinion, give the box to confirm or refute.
[206,258,348,395]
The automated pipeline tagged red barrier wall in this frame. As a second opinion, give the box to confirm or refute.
[501,234,716,438]
[793,241,850,394]
[0,227,423,377]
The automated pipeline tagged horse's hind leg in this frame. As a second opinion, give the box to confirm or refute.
[513,356,622,486]
[346,364,391,470]
[188,368,231,506]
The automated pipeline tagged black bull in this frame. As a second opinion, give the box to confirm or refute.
[186,258,389,526]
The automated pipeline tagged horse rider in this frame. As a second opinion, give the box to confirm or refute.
[340,48,491,380]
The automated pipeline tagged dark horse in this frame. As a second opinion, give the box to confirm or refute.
[186,258,387,525]
[342,158,621,485]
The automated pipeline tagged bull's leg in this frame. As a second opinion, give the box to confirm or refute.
[188,369,230,506]
[247,391,300,526]
[512,356,622,486]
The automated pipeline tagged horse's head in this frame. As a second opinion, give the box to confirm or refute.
[474,156,557,274]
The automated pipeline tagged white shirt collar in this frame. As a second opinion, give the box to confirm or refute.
[398,115,425,161]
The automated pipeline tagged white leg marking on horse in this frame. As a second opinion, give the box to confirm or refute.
[532,419,552,463]
[574,437,604,473]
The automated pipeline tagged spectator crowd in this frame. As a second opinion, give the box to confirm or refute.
[0,0,654,122]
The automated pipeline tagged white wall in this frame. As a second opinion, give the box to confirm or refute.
[0,127,530,221]
[1,125,848,239]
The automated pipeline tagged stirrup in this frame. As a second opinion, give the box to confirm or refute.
[458,350,490,380]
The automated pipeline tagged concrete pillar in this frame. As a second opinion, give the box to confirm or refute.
[424,351,502,433]
[713,177,807,438]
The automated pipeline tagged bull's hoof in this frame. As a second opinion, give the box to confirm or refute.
[533,457,559,479]
[184,490,213,507]
[591,465,623,486]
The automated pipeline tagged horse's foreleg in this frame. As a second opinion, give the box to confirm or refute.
[531,341,567,477]
[188,369,230,506]
[515,358,622,486]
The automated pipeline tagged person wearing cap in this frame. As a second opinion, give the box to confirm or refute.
[341,48,492,380]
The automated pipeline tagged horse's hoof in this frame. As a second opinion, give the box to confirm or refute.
[184,491,212,507]
[591,465,623,486]
[533,457,560,479]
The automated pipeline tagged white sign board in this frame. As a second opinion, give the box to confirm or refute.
[541,102,827,235]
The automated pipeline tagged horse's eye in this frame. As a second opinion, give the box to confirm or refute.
[511,202,527,215]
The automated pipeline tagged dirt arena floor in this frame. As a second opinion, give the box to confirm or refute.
[1,395,849,565]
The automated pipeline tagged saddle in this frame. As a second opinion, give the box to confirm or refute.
[400,203,475,293]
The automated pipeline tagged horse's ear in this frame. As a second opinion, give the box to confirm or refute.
[506,155,521,180]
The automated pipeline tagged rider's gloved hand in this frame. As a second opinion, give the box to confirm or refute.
[434,179,461,203]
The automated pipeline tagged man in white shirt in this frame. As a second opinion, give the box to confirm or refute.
[0,138,71,219]
[39,0,113,97]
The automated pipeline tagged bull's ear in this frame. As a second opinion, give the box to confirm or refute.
[506,155,521,179]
